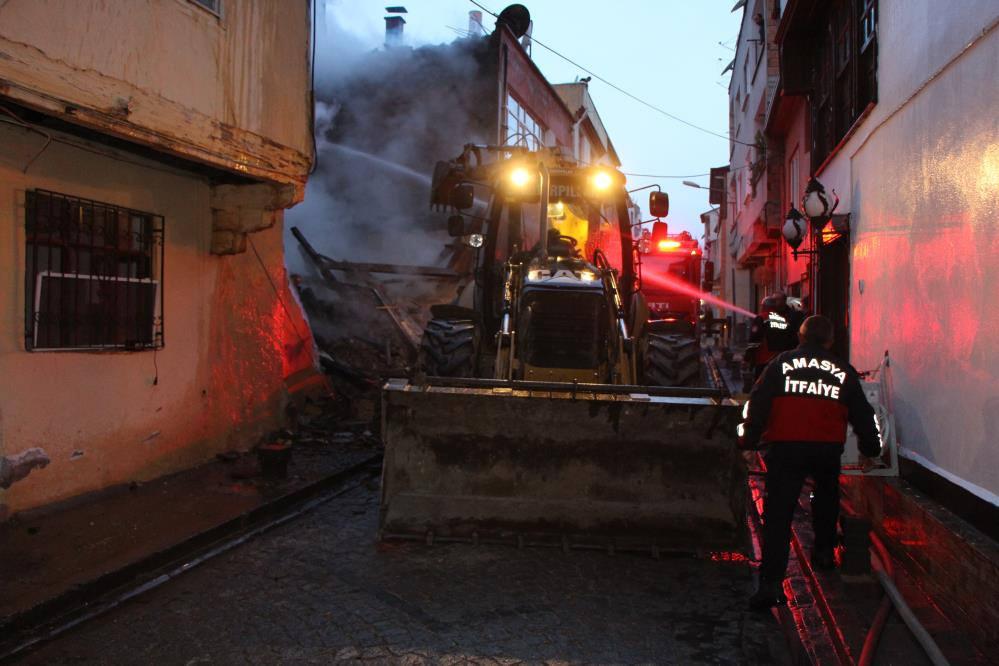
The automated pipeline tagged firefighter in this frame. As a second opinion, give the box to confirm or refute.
[747,292,803,381]
[737,315,881,610]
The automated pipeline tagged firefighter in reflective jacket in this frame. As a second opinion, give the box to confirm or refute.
[738,315,881,610]
[748,293,803,380]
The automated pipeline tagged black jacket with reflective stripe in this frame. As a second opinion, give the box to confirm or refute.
[740,344,881,456]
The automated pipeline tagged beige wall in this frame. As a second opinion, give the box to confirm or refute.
[0,122,314,513]
[813,1,999,503]
[0,0,312,194]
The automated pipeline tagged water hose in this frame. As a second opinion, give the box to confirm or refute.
[865,532,950,666]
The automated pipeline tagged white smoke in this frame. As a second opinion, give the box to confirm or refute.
[286,12,495,275]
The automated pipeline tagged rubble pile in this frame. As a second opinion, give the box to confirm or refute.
[289,226,465,425]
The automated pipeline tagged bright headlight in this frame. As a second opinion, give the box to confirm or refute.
[592,171,613,190]
[510,167,532,188]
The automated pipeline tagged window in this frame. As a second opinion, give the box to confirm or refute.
[189,0,221,16]
[809,0,878,168]
[25,190,165,351]
[505,95,545,151]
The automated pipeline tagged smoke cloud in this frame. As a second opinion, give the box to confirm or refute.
[286,19,496,275]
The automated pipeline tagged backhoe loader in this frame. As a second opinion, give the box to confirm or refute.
[379,145,745,553]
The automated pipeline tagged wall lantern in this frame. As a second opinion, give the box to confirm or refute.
[801,177,839,222]
[782,207,807,250]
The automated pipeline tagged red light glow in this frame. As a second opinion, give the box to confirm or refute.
[657,240,681,251]
[708,551,750,563]
[642,270,755,318]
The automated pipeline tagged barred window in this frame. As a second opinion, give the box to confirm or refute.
[24,190,164,351]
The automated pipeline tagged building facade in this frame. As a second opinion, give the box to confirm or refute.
[0,0,316,515]
[726,2,780,336]
[728,2,999,645]
[764,0,999,507]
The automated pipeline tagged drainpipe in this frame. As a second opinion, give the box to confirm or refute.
[572,108,588,163]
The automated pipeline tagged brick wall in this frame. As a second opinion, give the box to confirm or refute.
[842,476,999,655]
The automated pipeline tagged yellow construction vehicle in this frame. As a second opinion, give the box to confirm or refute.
[380,145,745,554]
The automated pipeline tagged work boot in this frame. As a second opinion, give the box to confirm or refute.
[748,579,786,611]
[811,548,836,571]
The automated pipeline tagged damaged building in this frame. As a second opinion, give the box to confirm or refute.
[288,8,623,386]
[0,0,317,515]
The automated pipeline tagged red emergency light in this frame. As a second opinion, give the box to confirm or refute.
[657,240,681,251]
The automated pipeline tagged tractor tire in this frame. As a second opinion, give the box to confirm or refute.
[644,333,702,387]
[419,318,478,377]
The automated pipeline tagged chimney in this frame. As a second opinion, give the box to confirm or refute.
[468,10,483,35]
[384,6,407,48]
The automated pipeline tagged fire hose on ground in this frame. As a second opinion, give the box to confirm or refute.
[858,530,950,666]
[750,452,951,665]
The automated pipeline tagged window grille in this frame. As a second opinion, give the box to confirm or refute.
[24,190,165,351]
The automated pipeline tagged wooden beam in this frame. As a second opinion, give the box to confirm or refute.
[0,36,310,201]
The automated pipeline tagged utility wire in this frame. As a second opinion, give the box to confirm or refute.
[623,161,752,180]
[0,105,52,172]
[623,171,710,179]
[467,0,754,147]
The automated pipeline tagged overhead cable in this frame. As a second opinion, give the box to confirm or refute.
[467,0,755,147]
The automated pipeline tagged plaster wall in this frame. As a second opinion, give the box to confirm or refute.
[0,123,313,513]
[814,1,999,501]
[0,0,312,190]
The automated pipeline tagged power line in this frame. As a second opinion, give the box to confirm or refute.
[467,0,755,147]
[623,160,753,180]
[622,172,710,179]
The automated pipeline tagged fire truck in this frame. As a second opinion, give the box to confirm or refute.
[638,224,703,386]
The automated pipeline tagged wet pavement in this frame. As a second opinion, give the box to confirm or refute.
[14,480,789,665]
[0,436,378,625]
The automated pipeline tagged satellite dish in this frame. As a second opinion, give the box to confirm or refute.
[497,4,531,38]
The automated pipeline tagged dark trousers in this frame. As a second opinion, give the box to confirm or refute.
[760,443,843,583]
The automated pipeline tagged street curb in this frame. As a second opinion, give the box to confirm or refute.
[746,460,846,665]
[0,452,383,662]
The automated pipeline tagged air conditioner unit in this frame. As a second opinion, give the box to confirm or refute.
[32,271,160,350]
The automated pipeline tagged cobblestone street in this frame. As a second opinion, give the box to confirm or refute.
[17,475,787,665]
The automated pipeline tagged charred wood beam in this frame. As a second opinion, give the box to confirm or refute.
[291,226,339,284]
[290,228,461,278]
[322,260,461,279]
[291,226,420,352]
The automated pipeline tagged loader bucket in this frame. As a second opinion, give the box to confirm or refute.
[380,378,747,554]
